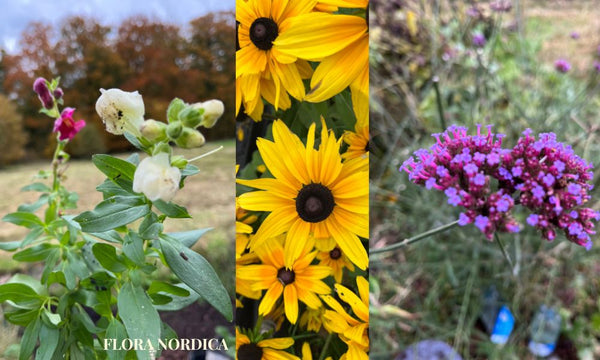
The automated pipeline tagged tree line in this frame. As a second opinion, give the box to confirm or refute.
[0,11,234,163]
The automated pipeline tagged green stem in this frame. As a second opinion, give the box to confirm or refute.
[370,220,459,255]
[494,232,514,271]
[432,76,446,130]
[318,333,333,360]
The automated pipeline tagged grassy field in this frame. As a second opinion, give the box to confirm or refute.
[0,140,235,356]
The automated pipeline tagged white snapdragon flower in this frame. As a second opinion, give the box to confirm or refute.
[95,88,145,136]
[191,99,224,128]
[133,153,181,202]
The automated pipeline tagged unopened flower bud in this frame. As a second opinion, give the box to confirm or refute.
[95,88,144,136]
[179,107,203,128]
[175,128,205,149]
[192,100,224,128]
[167,98,186,123]
[33,77,54,109]
[170,155,188,169]
[53,87,64,100]
[140,119,167,142]
[152,143,172,156]
[166,121,183,140]
[133,153,181,202]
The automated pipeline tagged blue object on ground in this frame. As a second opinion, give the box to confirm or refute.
[491,305,515,344]
[396,340,463,360]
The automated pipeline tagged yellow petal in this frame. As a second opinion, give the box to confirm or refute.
[258,337,294,350]
[237,45,267,76]
[238,191,294,212]
[326,217,368,270]
[275,13,366,60]
[335,283,368,322]
[284,285,299,324]
[332,207,368,239]
[305,34,367,102]
[259,281,283,316]
[250,207,297,249]
[285,219,312,268]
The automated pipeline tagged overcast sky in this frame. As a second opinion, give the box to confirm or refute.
[0,0,234,53]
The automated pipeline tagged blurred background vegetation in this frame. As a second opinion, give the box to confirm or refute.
[0,12,235,165]
[369,0,600,359]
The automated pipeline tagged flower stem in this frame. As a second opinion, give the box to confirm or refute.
[432,76,446,130]
[494,232,514,271]
[370,220,460,255]
[318,333,333,360]
[188,146,223,162]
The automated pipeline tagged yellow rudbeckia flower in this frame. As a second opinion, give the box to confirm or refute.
[237,236,331,324]
[236,0,315,121]
[237,120,368,270]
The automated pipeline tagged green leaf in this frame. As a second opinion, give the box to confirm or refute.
[160,236,232,320]
[5,308,39,326]
[35,323,60,360]
[181,163,200,177]
[148,281,190,297]
[153,283,200,312]
[0,240,22,251]
[19,317,40,360]
[0,283,42,309]
[2,212,44,229]
[106,319,128,360]
[88,230,123,243]
[139,213,163,240]
[42,309,61,327]
[13,243,59,262]
[73,305,102,334]
[74,195,149,233]
[18,194,49,212]
[124,132,146,151]
[117,282,161,360]
[9,273,47,295]
[92,243,127,273]
[154,200,191,218]
[92,154,137,191]
[166,228,211,248]
[21,182,51,192]
[22,227,45,247]
[126,152,140,166]
[149,293,172,305]
[97,179,133,197]
[123,232,145,265]
[92,154,136,181]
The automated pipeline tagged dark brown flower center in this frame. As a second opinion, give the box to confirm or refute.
[250,17,278,50]
[277,267,296,285]
[237,343,263,360]
[296,183,335,223]
[329,247,342,260]
[364,140,370,153]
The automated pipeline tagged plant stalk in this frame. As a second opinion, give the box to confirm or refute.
[371,220,459,255]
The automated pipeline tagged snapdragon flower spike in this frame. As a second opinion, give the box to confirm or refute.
[401,124,518,239]
[506,129,598,249]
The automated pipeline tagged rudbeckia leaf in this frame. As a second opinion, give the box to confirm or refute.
[159,235,232,321]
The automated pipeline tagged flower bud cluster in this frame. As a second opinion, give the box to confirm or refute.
[401,125,599,248]
[33,77,64,110]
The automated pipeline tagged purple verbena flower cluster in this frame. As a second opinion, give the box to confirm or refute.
[400,125,599,249]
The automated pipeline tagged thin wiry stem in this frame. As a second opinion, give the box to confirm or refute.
[371,220,460,255]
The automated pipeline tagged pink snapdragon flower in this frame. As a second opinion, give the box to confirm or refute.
[53,107,86,141]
